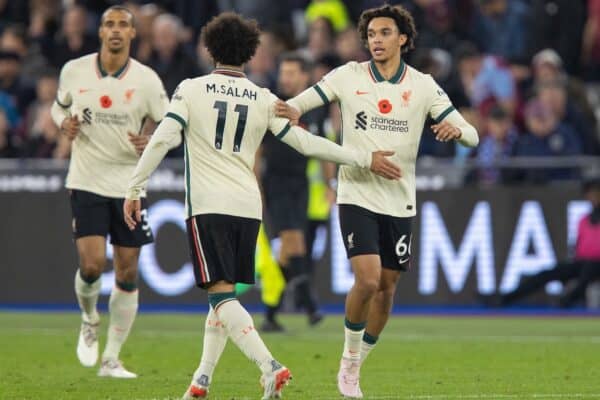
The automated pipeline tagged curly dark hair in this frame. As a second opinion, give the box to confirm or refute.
[357,5,417,54]
[201,12,261,66]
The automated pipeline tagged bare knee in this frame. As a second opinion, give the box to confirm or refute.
[354,278,380,298]
[79,255,105,279]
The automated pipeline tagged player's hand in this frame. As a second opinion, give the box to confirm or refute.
[128,132,150,155]
[431,121,462,142]
[370,151,401,180]
[123,198,142,231]
[274,100,300,126]
[61,115,80,141]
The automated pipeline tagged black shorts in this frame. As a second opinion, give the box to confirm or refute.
[339,204,413,271]
[186,213,260,289]
[263,175,308,234]
[69,189,153,247]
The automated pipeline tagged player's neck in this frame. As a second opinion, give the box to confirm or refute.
[372,55,402,81]
[99,47,130,76]
[215,63,244,73]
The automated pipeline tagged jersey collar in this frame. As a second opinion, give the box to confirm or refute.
[369,59,407,84]
[96,54,131,79]
[212,68,246,78]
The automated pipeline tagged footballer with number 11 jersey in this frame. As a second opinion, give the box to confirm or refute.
[123,12,401,400]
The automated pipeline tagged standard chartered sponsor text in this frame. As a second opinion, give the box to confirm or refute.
[369,116,409,133]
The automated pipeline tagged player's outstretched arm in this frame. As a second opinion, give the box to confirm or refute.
[124,117,182,229]
[276,124,401,180]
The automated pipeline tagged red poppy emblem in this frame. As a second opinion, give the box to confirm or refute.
[378,99,392,114]
[100,95,112,108]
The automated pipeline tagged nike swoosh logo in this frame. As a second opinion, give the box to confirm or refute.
[399,257,410,264]
[79,89,91,94]
[355,90,369,95]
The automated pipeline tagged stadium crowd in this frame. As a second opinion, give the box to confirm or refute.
[0,0,599,183]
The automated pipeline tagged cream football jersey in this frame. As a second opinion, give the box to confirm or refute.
[292,60,473,218]
[54,53,168,198]
[164,69,298,220]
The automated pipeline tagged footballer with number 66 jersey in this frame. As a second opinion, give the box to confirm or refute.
[275,4,479,399]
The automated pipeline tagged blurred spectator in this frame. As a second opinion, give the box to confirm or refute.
[335,26,368,63]
[530,0,585,76]
[312,53,341,83]
[195,34,213,75]
[0,24,46,80]
[582,0,600,81]
[471,0,531,64]
[514,98,583,182]
[305,0,350,32]
[301,17,336,61]
[416,0,459,52]
[216,0,290,30]
[0,50,35,118]
[536,81,600,155]
[0,90,20,130]
[165,0,218,41]
[412,47,453,85]
[531,49,595,126]
[27,0,61,42]
[452,42,517,115]
[0,0,29,30]
[148,13,200,96]
[43,5,98,68]
[0,109,19,158]
[473,105,519,185]
[247,32,277,91]
[24,70,58,141]
[128,3,159,64]
[22,104,66,158]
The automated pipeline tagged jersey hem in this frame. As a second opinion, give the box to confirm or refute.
[336,200,417,218]
[65,183,146,199]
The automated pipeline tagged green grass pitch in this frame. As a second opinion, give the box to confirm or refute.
[2,312,600,399]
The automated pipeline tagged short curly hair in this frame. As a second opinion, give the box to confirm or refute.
[357,5,417,54]
[201,12,261,66]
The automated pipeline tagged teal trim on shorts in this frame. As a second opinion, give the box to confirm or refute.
[344,318,366,331]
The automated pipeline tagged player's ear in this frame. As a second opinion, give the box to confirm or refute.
[398,34,407,47]
[130,26,137,40]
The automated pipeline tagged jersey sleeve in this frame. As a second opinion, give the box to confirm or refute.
[266,91,294,137]
[145,69,169,122]
[426,75,456,124]
[287,64,348,113]
[126,117,183,199]
[50,61,74,127]
[164,79,191,131]
[425,75,479,147]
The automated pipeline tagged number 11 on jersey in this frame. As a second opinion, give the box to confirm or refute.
[213,101,248,152]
